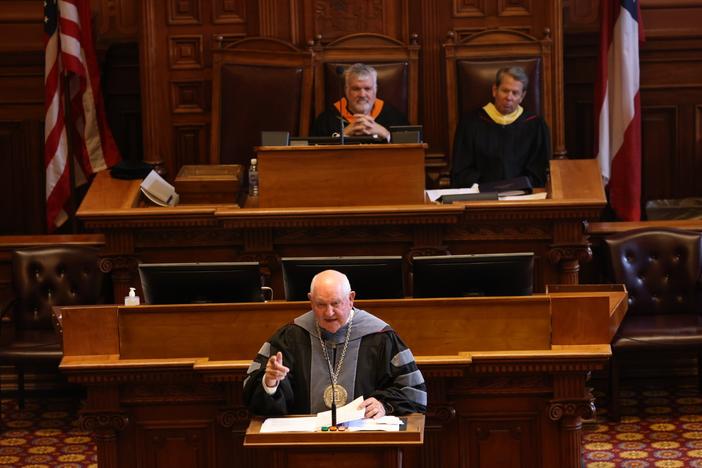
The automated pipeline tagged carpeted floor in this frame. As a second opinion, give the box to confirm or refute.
[0,397,96,467]
[2,381,702,467]
[583,381,702,467]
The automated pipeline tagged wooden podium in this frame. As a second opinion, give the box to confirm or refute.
[244,414,424,468]
[59,287,625,468]
[255,143,427,207]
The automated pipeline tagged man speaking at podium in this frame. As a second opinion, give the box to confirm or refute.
[311,63,408,141]
[243,270,426,418]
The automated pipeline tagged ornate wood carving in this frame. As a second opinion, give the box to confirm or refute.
[546,243,592,285]
[171,81,206,113]
[452,0,488,18]
[217,406,251,428]
[212,0,247,24]
[167,0,202,25]
[169,35,205,69]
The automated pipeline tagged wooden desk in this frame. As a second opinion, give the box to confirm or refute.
[59,289,625,468]
[244,414,424,468]
[76,158,605,301]
[256,143,426,207]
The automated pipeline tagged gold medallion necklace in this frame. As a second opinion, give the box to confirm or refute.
[316,310,354,408]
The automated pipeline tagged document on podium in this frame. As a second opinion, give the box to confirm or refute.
[316,396,365,427]
[259,396,367,433]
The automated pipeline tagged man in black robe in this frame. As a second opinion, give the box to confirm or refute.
[243,269,426,417]
[311,63,408,141]
[451,66,551,188]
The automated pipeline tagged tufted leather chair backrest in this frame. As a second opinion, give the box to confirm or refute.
[605,228,702,316]
[11,246,104,330]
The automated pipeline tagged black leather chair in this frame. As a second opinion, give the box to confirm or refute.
[0,246,104,408]
[605,227,702,420]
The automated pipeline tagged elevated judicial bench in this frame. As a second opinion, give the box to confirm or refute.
[76,146,606,302]
[59,287,626,468]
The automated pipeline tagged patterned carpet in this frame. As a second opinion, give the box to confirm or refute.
[0,397,96,467]
[1,382,701,467]
[584,381,702,467]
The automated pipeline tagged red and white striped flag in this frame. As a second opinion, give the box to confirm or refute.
[44,0,121,231]
[594,0,644,221]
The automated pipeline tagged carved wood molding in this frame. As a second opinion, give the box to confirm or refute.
[547,397,596,422]
[80,412,129,434]
[461,206,603,222]
[122,382,221,404]
[98,255,139,275]
[67,369,197,385]
[136,228,242,248]
[445,222,551,240]
[220,212,463,229]
[425,404,457,430]
[470,360,606,374]
[450,374,549,394]
[84,216,221,230]
[546,243,593,266]
[274,226,412,244]
[217,406,251,428]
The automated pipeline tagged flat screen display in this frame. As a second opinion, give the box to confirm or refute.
[138,262,263,304]
[281,256,405,301]
[412,252,534,298]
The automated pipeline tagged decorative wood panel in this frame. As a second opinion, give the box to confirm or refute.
[641,106,677,202]
[168,0,202,25]
[171,81,207,113]
[93,0,139,40]
[0,120,43,234]
[212,0,247,24]
[452,0,488,18]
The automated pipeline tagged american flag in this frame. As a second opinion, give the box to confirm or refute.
[44,0,121,231]
[594,0,645,221]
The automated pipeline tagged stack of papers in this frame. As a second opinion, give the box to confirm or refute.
[259,396,404,433]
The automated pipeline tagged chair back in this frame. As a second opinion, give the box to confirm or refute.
[12,246,104,330]
[311,33,420,124]
[210,37,314,166]
[605,228,702,316]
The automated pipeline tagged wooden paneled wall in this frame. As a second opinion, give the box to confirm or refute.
[2,1,702,235]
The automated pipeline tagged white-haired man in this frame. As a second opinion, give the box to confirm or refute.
[243,269,426,418]
[311,63,408,141]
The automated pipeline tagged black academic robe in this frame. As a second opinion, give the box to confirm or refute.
[451,108,551,188]
[311,102,408,137]
[243,309,427,416]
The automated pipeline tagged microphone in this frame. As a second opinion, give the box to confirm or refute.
[330,343,338,427]
[335,66,345,145]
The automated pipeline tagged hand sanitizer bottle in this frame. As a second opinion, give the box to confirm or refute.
[124,287,140,306]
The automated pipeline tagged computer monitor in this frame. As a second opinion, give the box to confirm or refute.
[281,256,405,301]
[138,262,264,304]
[412,252,534,298]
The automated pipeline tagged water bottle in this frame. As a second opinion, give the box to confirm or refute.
[248,158,259,197]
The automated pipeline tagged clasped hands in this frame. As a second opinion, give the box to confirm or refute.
[265,351,386,419]
[344,114,390,141]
